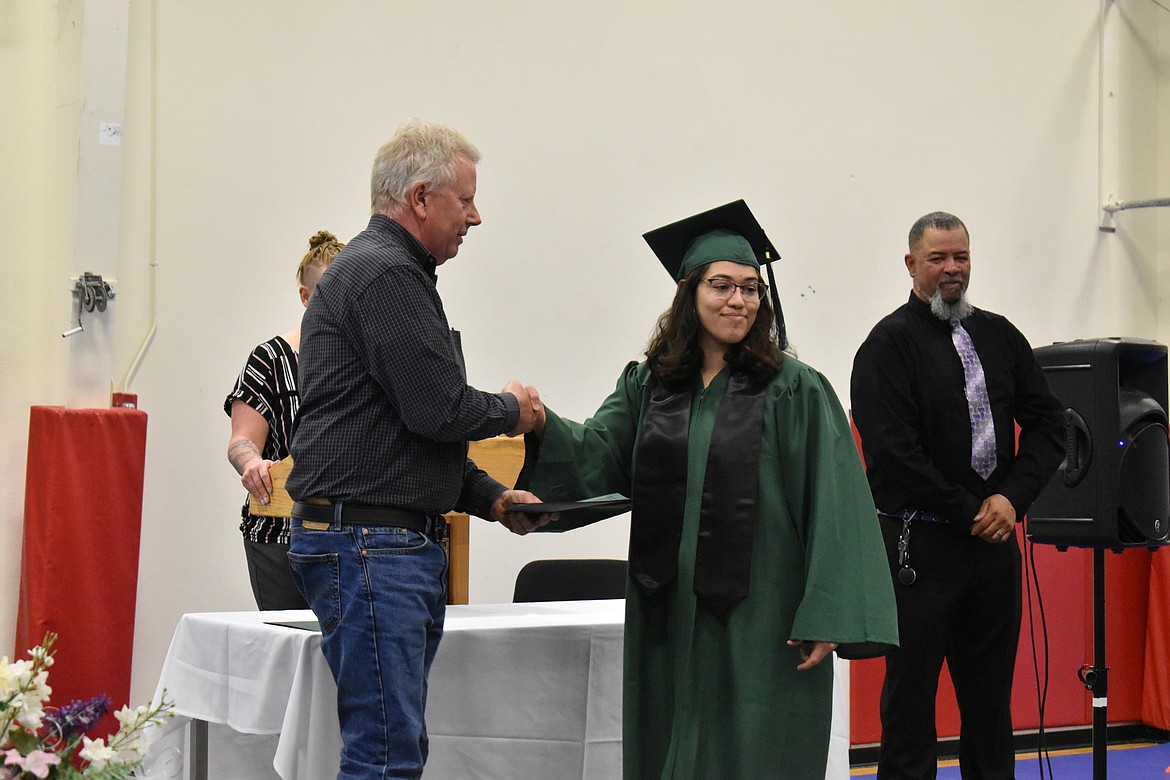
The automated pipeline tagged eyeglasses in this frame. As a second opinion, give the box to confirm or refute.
[701,277,767,301]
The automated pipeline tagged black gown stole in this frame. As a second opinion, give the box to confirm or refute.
[631,372,765,615]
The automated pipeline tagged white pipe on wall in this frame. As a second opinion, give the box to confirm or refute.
[1099,0,1122,232]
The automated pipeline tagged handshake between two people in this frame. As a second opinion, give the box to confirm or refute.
[502,379,546,438]
[493,379,554,535]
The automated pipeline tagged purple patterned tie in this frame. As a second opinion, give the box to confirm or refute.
[951,320,997,479]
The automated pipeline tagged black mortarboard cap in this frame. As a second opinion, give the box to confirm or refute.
[642,200,779,281]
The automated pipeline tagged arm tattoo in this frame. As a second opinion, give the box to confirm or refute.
[229,439,261,475]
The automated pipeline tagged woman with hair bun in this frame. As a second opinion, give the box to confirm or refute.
[224,230,344,609]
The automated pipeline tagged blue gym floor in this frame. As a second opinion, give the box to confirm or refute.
[850,740,1170,778]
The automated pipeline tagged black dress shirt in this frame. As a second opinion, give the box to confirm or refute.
[850,293,1063,525]
[287,215,519,519]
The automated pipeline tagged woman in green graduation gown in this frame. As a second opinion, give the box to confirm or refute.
[517,202,898,780]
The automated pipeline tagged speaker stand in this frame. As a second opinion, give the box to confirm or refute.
[1077,547,1110,779]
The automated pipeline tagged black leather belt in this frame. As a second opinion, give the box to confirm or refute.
[879,509,950,524]
[292,500,431,533]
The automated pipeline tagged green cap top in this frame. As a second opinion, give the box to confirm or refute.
[678,229,758,280]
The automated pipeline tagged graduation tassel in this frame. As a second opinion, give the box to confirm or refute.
[765,252,787,351]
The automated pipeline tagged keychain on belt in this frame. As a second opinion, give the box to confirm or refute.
[897,512,917,586]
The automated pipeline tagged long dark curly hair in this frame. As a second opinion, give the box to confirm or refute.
[645,263,784,389]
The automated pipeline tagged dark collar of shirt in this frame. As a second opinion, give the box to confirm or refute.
[905,290,953,330]
[368,213,439,281]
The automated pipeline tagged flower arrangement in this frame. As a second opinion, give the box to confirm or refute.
[1,633,173,779]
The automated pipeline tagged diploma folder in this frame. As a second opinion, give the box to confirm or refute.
[266,620,321,632]
[506,494,631,529]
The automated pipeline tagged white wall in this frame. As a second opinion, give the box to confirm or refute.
[1,0,71,659]
[2,0,1166,707]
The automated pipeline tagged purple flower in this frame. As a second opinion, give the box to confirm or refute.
[43,694,112,740]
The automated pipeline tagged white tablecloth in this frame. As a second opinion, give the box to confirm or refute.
[142,601,851,779]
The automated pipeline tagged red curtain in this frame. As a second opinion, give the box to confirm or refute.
[1143,549,1170,730]
[15,406,148,733]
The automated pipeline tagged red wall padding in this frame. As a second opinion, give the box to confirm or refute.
[1144,548,1170,730]
[14,406,147,728]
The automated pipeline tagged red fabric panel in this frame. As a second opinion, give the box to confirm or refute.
[15,406,147,733]
[1103,548,1153,722]
[849,411,865,467]
[849,656,883,744]
[1011,543,1091,729]
[1143,549,1170,729]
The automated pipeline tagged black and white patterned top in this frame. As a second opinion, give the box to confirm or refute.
[224,335,298,543]
[286,215,519,519]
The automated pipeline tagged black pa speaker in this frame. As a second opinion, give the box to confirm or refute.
[1026,337,1170,549]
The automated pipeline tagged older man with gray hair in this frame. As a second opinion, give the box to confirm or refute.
[287,119,547,780]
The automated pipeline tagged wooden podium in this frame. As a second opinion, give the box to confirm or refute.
[251,436,525,605]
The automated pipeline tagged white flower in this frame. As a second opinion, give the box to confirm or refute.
[79,736,119,771]
[1,657,51,742]
[27,670,50,703]
[26,646,53,669]
[113,704,148,730]
[15,671,50,732]
[1,658,32,693]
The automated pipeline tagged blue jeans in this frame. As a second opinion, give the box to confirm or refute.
[288,517,448,780]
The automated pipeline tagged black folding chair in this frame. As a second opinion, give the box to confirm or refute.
[512,558,628,603]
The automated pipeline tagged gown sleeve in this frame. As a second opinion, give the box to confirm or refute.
[775,365,899,659]
[516,362,646,531]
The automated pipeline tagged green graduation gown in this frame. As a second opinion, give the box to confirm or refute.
[518,357,898,780]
